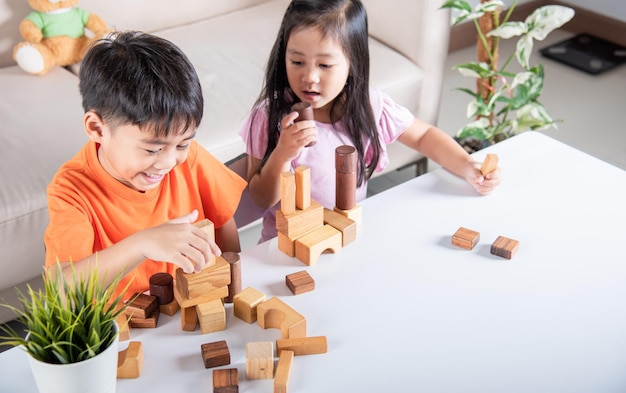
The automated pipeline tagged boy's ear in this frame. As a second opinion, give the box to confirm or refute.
[83,111,106,142]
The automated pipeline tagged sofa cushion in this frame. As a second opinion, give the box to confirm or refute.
[155,0,423,164]
[0,66,86,321]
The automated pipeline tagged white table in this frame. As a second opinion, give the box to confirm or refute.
[2,132,626,393]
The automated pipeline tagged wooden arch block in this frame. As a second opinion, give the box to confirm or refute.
[294,224,342,266]
[117,341,144,379]
[257,297,306,339]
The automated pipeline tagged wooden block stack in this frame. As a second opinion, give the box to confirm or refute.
[173,218,230,333]
[125,293,160,329]
[277,163,358,265]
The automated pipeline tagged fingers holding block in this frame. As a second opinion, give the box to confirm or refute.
[480,153,499,176]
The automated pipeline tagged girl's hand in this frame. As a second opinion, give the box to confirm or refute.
[136,210,221,273]
[466,162,501,195]
[274,111,317,162]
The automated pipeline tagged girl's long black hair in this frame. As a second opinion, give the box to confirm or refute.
[249,0,382,186]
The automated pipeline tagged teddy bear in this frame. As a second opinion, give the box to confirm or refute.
[13,0,109,76]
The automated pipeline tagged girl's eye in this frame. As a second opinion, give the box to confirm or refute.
[320,64,332,69]
[290,60,303,66]
[146,149,159,155]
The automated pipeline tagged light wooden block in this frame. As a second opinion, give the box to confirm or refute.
[181,305,198,331]
[233,287,266,324]
[117,341,143,379]
[115,308,130,341]
[129,307,159,328]
[277,231,296,257]
[281,171,296,215]
[190,218,217,268]
[491,236,519,259]
[159,298,180,316]
[333,204,362,226]
[201,340,230,369]
[276,336,328,356]
[196,299,226,334]
[323,208,357,246]
[175,255,230,300]
[285,270,315,295]
[276,199,323,239]
[274,350,294,393]
[246,341,274,380]
[213,368,238,393]
[451,227,480,250]
[125,293,158,319]
[481,153,499,176]
[173,281,228,309]
[294,224,342,266]
[295,166,311,210]
[257,297,306,339]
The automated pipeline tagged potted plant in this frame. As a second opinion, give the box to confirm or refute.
[0,262,130,393]
[441,0,575,152]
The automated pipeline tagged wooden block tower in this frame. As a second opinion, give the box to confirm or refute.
[276,145,361,265]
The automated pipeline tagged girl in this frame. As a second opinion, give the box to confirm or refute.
[240,0,500,243]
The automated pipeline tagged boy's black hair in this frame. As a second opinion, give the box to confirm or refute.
[79,31,203,137]
[252,0,381,186]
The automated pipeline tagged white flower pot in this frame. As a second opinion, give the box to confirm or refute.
[26,326,119,393]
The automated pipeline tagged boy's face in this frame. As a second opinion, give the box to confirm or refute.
[85,112,195,192]
[285,26,350,123]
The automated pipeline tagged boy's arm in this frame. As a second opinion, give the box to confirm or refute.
[397,118,500,195]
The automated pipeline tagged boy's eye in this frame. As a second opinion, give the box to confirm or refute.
[177,144,190,151]
[146,149,159,155]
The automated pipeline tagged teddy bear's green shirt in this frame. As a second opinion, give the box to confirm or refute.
[25,7,90,39]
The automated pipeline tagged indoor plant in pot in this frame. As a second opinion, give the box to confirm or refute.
[0,262,130,393]
[441,0,574,152]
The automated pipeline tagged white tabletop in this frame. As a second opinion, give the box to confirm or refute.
[2,132,626,393]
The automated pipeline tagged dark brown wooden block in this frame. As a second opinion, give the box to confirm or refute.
[452,227,480,250]
[201,340,231,369]
[149,272,174,305]
[286,270,315,295]
[213,368,239,393]
[223,251,241,303]
[181,305,198,331]
[491,236,519,259]
[125,293,158,319]
[129,307,159,328]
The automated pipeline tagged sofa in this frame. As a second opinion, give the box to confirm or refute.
[0,0,450,323]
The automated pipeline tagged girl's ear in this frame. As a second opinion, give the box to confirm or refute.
[83,111,106,142]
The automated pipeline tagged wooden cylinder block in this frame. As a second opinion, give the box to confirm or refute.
[223,251,241,303]
[292,101,315,147]
[335,145,357,210]
[149,272,174,305]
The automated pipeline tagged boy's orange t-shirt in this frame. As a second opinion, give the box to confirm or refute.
[44,140,247,300]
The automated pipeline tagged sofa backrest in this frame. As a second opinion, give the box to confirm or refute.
[0,0,270,68]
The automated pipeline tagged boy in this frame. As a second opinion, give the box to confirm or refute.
[44,31,247,300]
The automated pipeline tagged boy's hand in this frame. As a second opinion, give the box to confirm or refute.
[275,112,317,162]
[466,162,501,195]
[139,210,222,273]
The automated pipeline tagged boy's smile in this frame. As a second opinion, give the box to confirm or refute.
[84,111,195,192]
[285,27,350,123]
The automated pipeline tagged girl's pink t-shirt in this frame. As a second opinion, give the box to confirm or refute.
[239,89,414,243]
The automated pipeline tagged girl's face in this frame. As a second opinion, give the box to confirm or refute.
[86,112,195,192]
[285,26,350,123]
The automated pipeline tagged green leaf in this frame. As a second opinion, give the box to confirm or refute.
[526,5,575,41]
[454,62,492,79]
[488,21,527,39]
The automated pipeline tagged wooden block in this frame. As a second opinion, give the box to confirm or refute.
[129,306,159,328]
[280,171,296,215]
[257,297,306,339]
[213,368,239,393]
[480,153,499,176]
[181,305,198,331]
[222,251,241,303]
[335,145,357,211]
[115,308,130,341]
[159,298,180,316]
[201,340,230,369]
[323,208,357,246]
[491,236,519,259]
[173,282,228,309]
[246,341,274,380]
[117,341,143,379]
[274,350,294,393]
[333,204,362,226]
[276,336,327,356]
[175,255,231,300]
[196,299,226,334]
[294,224,342,266]
[277,231,296,257]
[125,293,158,319]
[276,199,323,239]
[295,166,311,210]
[451,227,480,250]
[149,272,174,305]
[285,270,315,295]
[190,218,217,268]
[233,287,266,324]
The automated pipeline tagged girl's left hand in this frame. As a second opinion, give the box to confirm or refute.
[466,162,501,195]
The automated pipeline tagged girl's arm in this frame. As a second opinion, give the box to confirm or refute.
[246,112,317,208]
[397,117,500,194]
